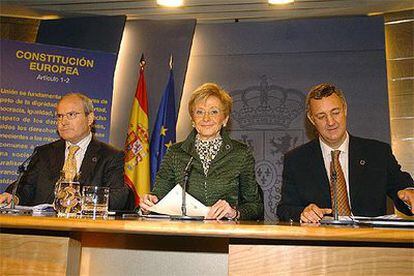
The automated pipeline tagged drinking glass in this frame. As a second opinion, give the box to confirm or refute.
[81,186,109,219]
[53,181,82,217]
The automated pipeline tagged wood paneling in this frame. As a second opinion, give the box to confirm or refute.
[1,215,413,243]
[229,244,414,275]
[385,10,414,176]
[1,216,412,275]
[0,233,81,275]
[0,16,39,42]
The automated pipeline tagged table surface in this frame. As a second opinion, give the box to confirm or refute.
[1,214,413,243]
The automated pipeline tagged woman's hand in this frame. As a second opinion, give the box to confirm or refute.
[206,199,238,220]
[139,194,159,214]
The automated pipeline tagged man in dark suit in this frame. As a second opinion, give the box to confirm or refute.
[0,93,133,210]
[277,83,414,222]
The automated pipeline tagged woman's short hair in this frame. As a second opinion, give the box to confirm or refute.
[188,83,233,117]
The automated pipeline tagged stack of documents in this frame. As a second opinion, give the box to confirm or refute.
[15,204,55,216]
[352,215,414,228]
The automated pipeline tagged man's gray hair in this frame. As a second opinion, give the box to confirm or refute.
[59,93,94,114]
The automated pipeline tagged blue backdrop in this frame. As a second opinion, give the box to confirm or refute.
[0,39,117,191]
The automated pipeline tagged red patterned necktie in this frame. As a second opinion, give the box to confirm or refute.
[330,150,351,216]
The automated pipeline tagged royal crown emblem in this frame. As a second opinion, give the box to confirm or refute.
[231,76,304,129]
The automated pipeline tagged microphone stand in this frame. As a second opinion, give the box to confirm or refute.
[1,150,37,215]
[332,170,339,221]
[171,157,204,221]
[321,151,353,225]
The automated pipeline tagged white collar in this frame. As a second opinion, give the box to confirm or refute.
[319,132,349,155]
[65,132,92,151]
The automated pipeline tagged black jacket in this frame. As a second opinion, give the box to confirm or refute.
[277,136,413,221]
[7,137,134,210]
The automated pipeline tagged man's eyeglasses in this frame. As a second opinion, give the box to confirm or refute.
[193,108,222,118]
[56,111,84,121]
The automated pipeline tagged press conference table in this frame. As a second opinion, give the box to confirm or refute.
[1,215,413,275]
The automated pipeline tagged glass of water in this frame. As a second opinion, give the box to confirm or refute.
[54,181,82,217]
[81,186,109,219]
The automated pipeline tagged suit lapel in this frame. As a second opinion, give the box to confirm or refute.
[309,140,331,204]
[79,138,101,184]
[348,136,364,204]
[50,140,66,180]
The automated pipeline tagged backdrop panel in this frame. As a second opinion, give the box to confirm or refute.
[0,39,117,192]
[110,19,196,148]
[37,15,126,54]
[181,16,388,221]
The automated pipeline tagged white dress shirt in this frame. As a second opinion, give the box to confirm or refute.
[64,132,92,173]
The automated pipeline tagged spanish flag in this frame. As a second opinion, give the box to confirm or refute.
[124,55,150,206]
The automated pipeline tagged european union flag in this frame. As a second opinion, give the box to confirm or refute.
[150,68,176,188]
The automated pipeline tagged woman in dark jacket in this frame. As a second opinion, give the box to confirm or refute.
[140,83,263,220]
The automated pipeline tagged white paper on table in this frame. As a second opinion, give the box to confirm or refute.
[15,203,54,212]
[148,184,209,217]
[351,214,414,227]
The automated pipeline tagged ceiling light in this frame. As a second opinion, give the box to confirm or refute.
[157,0,184,7]
[268,0,294,4]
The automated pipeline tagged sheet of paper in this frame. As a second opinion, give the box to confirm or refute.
[352,214,405,220]
[351,215,414,227]
[0,204,55,216]
[148,184,209,217]
[15,204,54,211]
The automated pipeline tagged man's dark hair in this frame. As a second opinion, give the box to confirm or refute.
[306,83,347,116]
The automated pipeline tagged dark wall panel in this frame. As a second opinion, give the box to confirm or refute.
[36,15,126,53]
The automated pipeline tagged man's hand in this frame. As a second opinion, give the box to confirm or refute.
[300,203,332,223]
[206,199,237,220]
[0,192,13,208]
[139,194,159,214]
[397,189,414,214]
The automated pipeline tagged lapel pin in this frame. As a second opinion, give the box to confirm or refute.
[359,160,366,166]
[92,157,98,162]
[225,144,231,150]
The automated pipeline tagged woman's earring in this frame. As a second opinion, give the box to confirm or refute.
[191,121,195,128]
[223,123,227,127]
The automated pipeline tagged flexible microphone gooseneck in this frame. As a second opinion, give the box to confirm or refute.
[170,156,204,220]
[10,149,38,209]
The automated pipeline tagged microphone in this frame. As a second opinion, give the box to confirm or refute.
[170,156,203,220]
[1,149,38,214]
[181,156,193,216]
[184,156,193,175]
[11,149,38,208]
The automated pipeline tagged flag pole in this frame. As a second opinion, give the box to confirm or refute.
[140,54,146,68]
[169,54,173,70]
